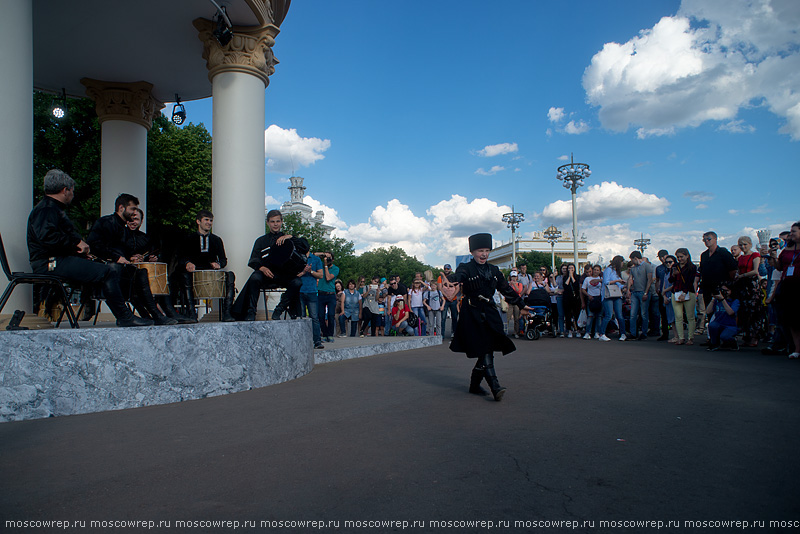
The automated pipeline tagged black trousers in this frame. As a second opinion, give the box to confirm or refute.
[231,270,302,319]
[33,256,131,321]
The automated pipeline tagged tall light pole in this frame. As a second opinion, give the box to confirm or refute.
[502,206,525,269]
[634,233,651,254]
[556,154,591,268]
[543,225,562,273]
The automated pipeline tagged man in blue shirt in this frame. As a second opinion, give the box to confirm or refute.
[316,251,339,343]
[300,249,324,349]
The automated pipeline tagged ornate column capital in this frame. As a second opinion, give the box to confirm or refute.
[80,79,164,130]
[193,19,281,87]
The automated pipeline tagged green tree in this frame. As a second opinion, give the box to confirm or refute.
[33,91,101,234]
[146,115,212,231]
[516,250,562,275]
[279,211,356,279]
[348,246,436,285]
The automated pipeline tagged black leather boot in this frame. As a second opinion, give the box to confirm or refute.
[469,367,489,396]
[484,365,506,402]
[103,270,151,327]
[134,270,177,325]
[220,273,236,322]
[159,295,196,324]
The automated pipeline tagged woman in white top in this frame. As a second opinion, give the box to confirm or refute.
[598,256,628,341]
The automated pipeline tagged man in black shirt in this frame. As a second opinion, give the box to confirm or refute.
[88,194,177,325]
[176,210,235,321]
[125,208,195,324]
[27,169,150,327]
[699,231,738,310]
[230,210,305,321]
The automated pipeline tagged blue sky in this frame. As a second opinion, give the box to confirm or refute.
[175,0,799,267]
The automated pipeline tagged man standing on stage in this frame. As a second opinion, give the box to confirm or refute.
[27,169,151,327]
[176,210,235,321]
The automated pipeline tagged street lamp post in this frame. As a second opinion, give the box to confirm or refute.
[543,225,562,273]
[502,206,525,269]
[556,154,591,268]
[634,233,651,254]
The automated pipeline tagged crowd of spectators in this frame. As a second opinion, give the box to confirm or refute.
[310,223,799,359]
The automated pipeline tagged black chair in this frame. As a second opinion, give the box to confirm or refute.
[0,232,78,329]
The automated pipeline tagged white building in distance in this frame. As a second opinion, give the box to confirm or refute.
[489,230,591,269]
[277,176,334,238]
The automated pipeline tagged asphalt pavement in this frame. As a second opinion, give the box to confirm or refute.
[1,335,799,533]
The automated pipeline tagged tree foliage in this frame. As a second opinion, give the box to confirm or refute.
[346,246,436,286]
[146,115,212,231]
[515,250,562,274]
[279,211,356,278]
[33,91,101,234]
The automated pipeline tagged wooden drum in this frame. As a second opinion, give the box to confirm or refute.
[136,262,169,295]
[193,270,225,299]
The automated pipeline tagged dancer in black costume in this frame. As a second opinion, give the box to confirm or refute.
[442,233,531,401]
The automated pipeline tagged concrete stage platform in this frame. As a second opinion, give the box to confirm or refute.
[0,319,442,422]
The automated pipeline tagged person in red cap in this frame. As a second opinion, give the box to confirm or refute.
[441,233,531,401]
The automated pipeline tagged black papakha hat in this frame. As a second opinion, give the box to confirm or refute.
[468,233,493,251]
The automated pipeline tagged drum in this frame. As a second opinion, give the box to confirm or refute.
[193,270,225,299]
[136,262,169,295]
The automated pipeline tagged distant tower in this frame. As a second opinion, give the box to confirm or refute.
[289,176,306,204]
[277,175,334,239]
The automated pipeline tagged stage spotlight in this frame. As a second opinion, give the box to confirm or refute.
[51,88,67,119]
[171,95,186,125]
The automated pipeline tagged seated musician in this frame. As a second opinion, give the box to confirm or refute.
[87,193,178,325]
[176,210,235,322]
[231,210,305,321]
[125,208,195,324]
[26,169,151,327]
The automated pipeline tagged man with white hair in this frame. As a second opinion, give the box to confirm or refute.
[26,169,151,327]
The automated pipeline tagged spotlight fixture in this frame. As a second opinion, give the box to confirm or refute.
[51,88,67,119]
[171,94,186,125]
[209,0,233,46]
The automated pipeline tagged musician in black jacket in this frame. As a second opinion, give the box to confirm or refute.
[26,169,151,327]
[125,208,195,324]
[176,209,235,321]
[87,194,177,325]
[231,210,305,321]
[442,233,531,401]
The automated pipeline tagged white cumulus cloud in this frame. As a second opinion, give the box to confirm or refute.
[477,143,519,157]
[303,195,347,231]
[475,166,506,176]
[541,181,670,224]
[583,0,800,139]
[564,120,590,134]
[548,107,565,122]
[265,125,331,174]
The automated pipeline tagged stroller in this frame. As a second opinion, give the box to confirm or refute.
[522,287,554,340]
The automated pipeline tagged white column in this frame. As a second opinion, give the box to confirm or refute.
[81,79,162,229]
[100,121,148,223]
[211,71,266,292]
[0,1,33,313]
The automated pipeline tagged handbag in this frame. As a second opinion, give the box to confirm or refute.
[407,311,419,328]
[604,283,622,299]
[577,309,587,328]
